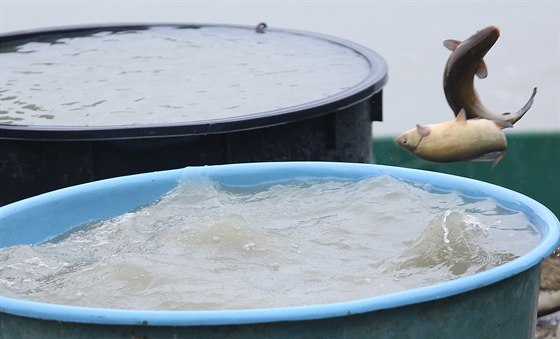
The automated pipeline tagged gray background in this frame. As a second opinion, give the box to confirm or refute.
[1,0,558,136]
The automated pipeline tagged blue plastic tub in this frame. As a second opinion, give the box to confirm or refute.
[1,162,559,338]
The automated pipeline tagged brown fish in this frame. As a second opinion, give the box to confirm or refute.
[443,25,537,125]
[396,109,511,167]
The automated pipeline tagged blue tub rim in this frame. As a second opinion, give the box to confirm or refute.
[0,162,558,326]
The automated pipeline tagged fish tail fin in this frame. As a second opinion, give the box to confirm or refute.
[508,87,538,125]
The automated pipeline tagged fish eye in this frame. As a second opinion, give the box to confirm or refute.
[402,138,408,144]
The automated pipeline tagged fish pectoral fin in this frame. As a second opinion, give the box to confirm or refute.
[443,39,462,51]
[476,60,488,79]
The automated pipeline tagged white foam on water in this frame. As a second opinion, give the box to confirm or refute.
[0,176,540,310]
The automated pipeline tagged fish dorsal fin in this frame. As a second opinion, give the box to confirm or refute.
[443,39,462,51]
[476,60,488,79]
[416,124,431,137]
[455,109,468,123]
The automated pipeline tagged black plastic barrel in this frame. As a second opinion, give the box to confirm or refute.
[0,23,388,205]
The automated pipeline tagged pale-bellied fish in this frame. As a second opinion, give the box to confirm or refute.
[396,109,511,167]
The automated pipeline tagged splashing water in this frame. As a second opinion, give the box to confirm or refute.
[0,175,540,310]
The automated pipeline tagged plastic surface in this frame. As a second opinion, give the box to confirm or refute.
[0,23,388,140]
[1,162,559,338]
[373,131,560,220]
[0,24,387,205]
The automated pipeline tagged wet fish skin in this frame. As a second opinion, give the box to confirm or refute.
[443,25,537,125]
[396,110,510,167]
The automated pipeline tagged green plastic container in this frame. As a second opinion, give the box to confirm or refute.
[373,131,560,220]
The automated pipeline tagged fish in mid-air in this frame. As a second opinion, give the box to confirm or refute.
[396,110,511,167]
[443,25,537,125]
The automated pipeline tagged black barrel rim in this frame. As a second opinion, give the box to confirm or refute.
[0,23,388,141]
